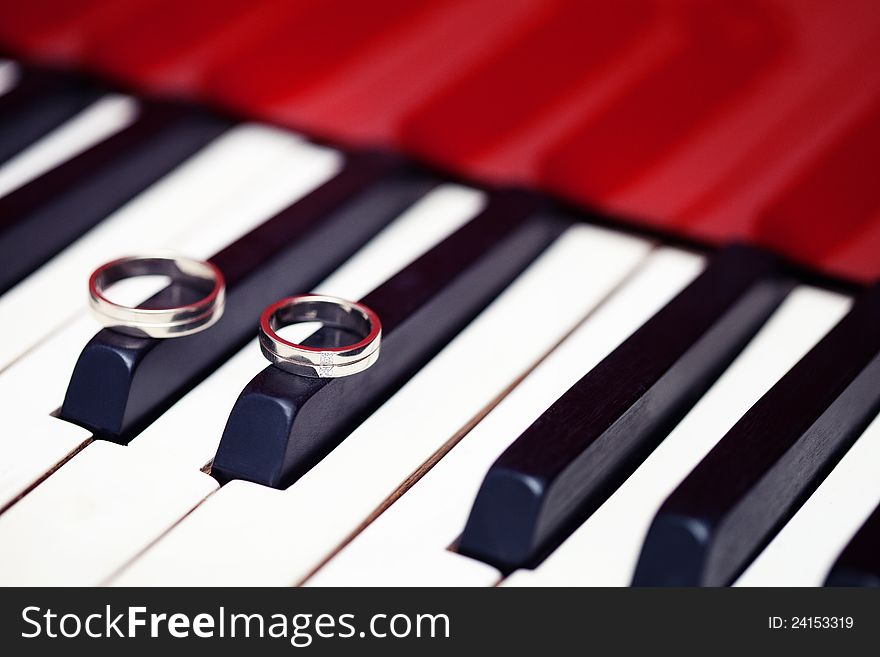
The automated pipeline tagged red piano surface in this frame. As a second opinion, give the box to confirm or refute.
[1,0,876,283]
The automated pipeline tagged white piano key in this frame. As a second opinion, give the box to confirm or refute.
[0,135,340,511]
[165,136,340,262]
[0,123,337,374]
[504,286,851,587]
[0,414,90,513]
[0,441,218,586]
[0,94,139,199]
[0,60,18,96]
[304,247,705,587]
[338,549,501,588]
[0,275,201,509]
[735,412,880,587]
[0,133,338,412]
[130,184,487,468]
[114,228,656,587]
[0,185,485,585]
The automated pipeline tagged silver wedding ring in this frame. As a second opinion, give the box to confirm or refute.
[259,294,382,378]
[88,254,225,338]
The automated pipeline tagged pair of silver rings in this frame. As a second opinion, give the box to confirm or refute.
[88,254,381,379]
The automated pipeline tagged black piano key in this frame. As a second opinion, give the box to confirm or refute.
[633,284,880,586]
[59,152,434,441]
[0,101,229,293]
[457,245,795,572]
[210,191,569,489]
[0,67,101,166]
[825,503,880,587]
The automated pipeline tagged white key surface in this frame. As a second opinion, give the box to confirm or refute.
[0,442,218,586]
[114,229,656,587]
[0,133,340,511]
[735,412,880,587]
[0,60,18,96]
[503,286,851,587]
[0,185,485,585]
[0,124,336,373]
[128,184,486,469]
[304,248,705,587]
[0,414,90,513]
[0,95,139,199]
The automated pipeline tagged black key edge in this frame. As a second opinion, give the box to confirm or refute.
[0,66,102,165]
[59,152,432,442]
[457,244,795,573]
[0,101,231,292]
[633,284,880,586]
[210,191,570,489]
[825,501,880,587]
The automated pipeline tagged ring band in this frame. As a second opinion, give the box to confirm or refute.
[88,254,225,338]
[259,294,382,378]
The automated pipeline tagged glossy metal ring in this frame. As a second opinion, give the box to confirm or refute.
[88,254,225,338]
[259,294,382,378]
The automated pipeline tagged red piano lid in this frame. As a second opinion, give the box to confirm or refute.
[0,0,876,283]
[77,0,285,93]
[0,0,160,62]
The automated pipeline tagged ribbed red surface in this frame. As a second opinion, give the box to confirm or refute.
[1,0,877,282]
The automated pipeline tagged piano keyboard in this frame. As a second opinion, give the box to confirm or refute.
[0,59,878,588]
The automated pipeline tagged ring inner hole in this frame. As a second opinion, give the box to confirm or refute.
[271,301,370,350]
[101,275,174,308]
[97,259,214,310]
